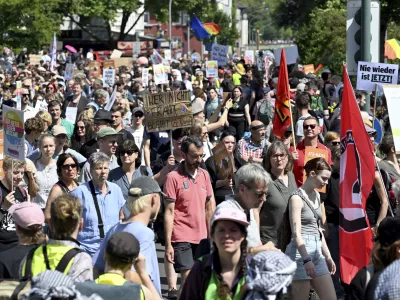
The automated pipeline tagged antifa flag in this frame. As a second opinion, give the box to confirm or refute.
[339,64,374,284]
[272,49,291,139]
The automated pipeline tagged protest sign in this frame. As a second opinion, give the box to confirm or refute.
[65,107,78,124]
[114,58,132,68]
[211,44,228,66]
[103,69,116,88]
[153,64,165,85]
[212,141,233,180]
[132,42,141,60]
[206,60,218,78]
[3,106,25,160]
[256,50,266,72]
[164,49,172,60]
[244,50,254,64]
[274,46,299,65]
[89,61,101,78]
[110,49,122,58]
[382,85,400,153]
[356,62,399,91]
[191,52,200,62]
[144,91,192,132]
[142,68,149,88]
[304,64,315,74]
[0,130,4,179]
[64,64,74,80]
[303,147,329,192]
[34,100,48,116]
[29,55,41,66]
[151,49,164,65]
[103,60,115,69]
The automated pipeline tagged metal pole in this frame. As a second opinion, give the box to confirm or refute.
[361,0,371,112]
[187,22,190,55]
[256,29,260,50]
[169,0,172,51]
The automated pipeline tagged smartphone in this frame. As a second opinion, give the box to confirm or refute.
[14,188,25,202]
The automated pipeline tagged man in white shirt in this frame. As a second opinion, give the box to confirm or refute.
[86,48,94,60]
[127,107,150,168]
[40,51,51,64]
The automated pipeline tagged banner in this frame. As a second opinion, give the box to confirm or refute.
[144,91,192,132]
[356,61,399,91]
[382,85,400,153]
[142,68,149,88]
[272,49,291,139]
[114,58,132,68]
[64,64,74,80]
[153,64,165,85]
[103,69,116,88]
[206,60,218,78]
[3,106,25,160]
[303,147,329,192]
[303,64,315,74]
[212,141,233,179]
[340,65,374,285]
[211,44,228,66]
[103,60,115,69]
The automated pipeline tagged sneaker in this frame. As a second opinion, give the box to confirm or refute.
[167,288,178,299]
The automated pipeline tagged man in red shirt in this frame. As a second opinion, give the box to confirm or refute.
[290,116,332,187]
[163,136,215,295]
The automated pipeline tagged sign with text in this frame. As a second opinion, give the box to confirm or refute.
[206,60,218,78]
[142,68,149,88]
[153,64,166,85]
[103,60,115,69]
[164,49,172,60]
[244,50,254,64]
[303,147,329,192]
[103,69,116,88]
[382,85,400,153]
[212,141,233,180]
[144,91,192,132]
[211,44,228,66]
[88,61,101,78]
[3,106,25,160]
[303,64,315,74]
[356,62,399,91]
[64,64,74,80]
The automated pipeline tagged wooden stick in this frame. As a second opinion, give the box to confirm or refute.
[288,99,296,152]
[11,159,13,192]
[170,129,174,155]
[373,84,378,126]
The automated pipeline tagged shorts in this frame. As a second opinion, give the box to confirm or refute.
[285,234,329,280]
[172,242,198,272]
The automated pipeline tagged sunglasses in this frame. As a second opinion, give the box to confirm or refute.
[120,150,136,156]
[62,164,77,169]
[108,140,118,145]
[303,124,317,130]
[331,141,340,146]
[134,113,144,118]
[77,126,85,130]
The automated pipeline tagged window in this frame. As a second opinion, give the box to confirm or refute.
[143,12,150,24]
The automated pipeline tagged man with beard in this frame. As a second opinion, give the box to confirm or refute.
[163,136,215,296]
[92,177,162,296]
[79,127,122,182]
[236,120,267,165]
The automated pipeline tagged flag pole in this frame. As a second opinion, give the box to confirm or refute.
[375,155,395,217]
[288,99,296,152]
[373,83,378,125]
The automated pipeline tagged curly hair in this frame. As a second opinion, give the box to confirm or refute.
[25,117,44,135]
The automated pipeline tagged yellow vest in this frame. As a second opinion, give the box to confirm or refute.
[95,273,144,300]
[22,245,77,278]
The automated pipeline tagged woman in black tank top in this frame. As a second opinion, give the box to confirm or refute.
[45,153,79,223]
[227,87,251,140]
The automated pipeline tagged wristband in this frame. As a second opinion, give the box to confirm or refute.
[303,257,312,265]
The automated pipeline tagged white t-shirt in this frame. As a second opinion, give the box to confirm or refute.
[127,126,147,166]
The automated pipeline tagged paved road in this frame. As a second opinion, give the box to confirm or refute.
[156,243,181,299]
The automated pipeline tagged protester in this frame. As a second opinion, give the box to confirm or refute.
[236,120,267,165]
[227,86,251,140]
[70,119,95,153]
[180,207,249,299]
[48,100,74,140]
[24,117,44,156]
[62,82,90,118]
[127,107,150,168]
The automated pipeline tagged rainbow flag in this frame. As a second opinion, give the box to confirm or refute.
[204,23,221,35]
[190,15,221,39]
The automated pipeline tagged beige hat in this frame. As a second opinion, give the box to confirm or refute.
[51,125,67,136]
[192,97,205,115]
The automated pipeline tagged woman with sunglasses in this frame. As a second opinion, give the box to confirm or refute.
[70,119,95,153]
[324,131,340,151]
[45,153,80,223]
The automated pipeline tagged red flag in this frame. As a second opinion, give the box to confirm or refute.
[339,64,374,284]
[272,49,291,139]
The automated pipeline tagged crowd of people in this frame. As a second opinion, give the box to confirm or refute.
[0,46,398,300]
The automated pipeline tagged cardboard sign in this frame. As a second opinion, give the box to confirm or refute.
[29,55,41,66]
[274,46,299,66]
[3,106,25,160]
[244,50,254,64]
[304,64,315,74]
[110,49,122,58]
[164,49,172,60]
[211,44,228,66]
[103,60,115,69]
[206,60,218,78]
[303,147,329,192]
[382,85,400,153]
[103,69,116,88]
[153,64,165,85]
[89,61,101,78]
[64,63,74,80]
[142,68,149,88]
[144,91,192,132]
[212,141,233,179]
[114,58,133,68]
[356,62,399,92]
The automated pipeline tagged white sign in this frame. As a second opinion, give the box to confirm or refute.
[273,46,299,66]
[164,49,172,60]
[382,85,400,153]
[211,44,228,66]
[244,50,254,63]
[3,106,25,160]
[65,107,78,124]
[356,62,399,91]
[206,61,218,78]
[142,68,149,88]
[103,69,116,88]
[34,100,48,116]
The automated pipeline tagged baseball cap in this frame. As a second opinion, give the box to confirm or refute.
[172,81,182,89]
[96,127,122,140]
[376,216,400,247]
[192,98,205,115]
[51,125,67,137]
[128,176,165,198]
[106,232,140,263]
[132,107,145,115]
[94,109,113,122]
[211,207,249,229]
[9,202,44,230]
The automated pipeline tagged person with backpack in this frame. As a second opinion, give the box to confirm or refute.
[283,157,336,300]
[20,195,93,282]
[180,207,249,299]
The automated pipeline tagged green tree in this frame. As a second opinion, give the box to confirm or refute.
[295,0,346,74]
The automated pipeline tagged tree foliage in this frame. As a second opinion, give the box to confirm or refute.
[295,0,346,74]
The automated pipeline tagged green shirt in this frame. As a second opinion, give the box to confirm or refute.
[49,119,74,140]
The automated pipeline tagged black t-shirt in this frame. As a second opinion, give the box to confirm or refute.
[325,170,340,225]
[0,244,37,279]
[80,138,98,159]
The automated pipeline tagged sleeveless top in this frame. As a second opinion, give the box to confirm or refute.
[228,97,247,116]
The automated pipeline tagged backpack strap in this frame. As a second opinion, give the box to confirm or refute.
[89,180,105,239]
[55,248,84,273]
[42,245,51,270]
[199,254,212,300]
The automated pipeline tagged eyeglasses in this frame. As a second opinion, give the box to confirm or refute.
[272,153,287,160]
[108,140,118,145]
[201,132,209,136]
[331,141,340,146]
[61,164,77,170]
[120,150,135,156]
[303,124,317,130]
[188,153,206,159]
